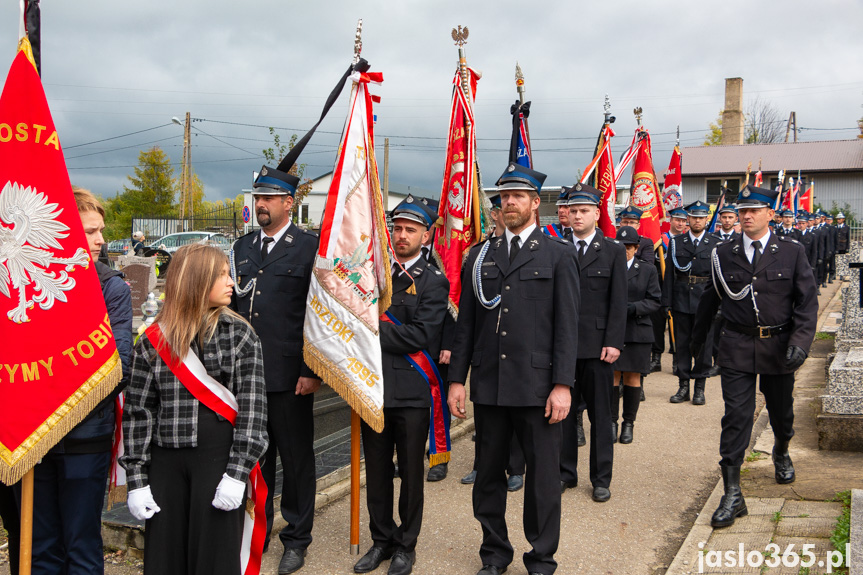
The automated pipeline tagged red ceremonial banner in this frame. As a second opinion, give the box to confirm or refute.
[0,43,121,484]
[435,67,482,318]
[594,125,616,238]
[629,130,664,248]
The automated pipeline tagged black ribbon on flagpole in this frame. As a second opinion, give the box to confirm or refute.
[277,57,370,174]
[508,100,530,165]
[25,0,41,76]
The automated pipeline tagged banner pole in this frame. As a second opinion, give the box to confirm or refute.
[350,410,361,555]
[18,468,33,575]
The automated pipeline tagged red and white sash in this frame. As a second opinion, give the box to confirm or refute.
[145,324,268,575]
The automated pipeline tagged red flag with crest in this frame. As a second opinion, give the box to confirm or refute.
[0,40,122,484]
[629,130,665,247]
[435,67,483,317]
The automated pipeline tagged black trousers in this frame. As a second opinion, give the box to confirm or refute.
[561,358,614,488]
[29,450,112,575]
[473,404,562,575]
[361,407,429,552]
[828,254,836,278]
[146,408,244,575]
[719,367,795,467]
[0,482,20,575]
[650,308,668,354]
[672,312,713,382]
[817,258,827,285]
[472,431,526,476]
[262,390,315,550]
[711,311,725,364]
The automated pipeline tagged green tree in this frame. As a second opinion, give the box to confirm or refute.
[703,111,723,146]
[262,129,314,225]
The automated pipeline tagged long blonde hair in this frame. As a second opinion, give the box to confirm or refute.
[155,243,242,361]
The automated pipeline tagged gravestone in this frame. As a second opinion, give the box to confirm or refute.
[118,256,157,312]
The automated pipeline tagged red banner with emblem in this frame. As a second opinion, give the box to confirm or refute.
[0,41,121,484]
[629,130,665,248]
[434,67,482,318]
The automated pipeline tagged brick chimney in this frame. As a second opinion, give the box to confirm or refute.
[721,77,744,145]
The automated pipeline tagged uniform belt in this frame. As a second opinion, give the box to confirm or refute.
[725,321,792,339]
[676,273,710,284]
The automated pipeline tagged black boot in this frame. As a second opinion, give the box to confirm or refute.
[620,386,640,444]
[692,379,706,405]
[669,381,690,403]
[649,351,662,373]
[576,409,586,447]
[711,466,748,528]
[772,439,796,484]
[611,386,620,443]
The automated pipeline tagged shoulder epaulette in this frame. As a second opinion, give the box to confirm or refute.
[603,236,620,244]
[302,228,319,237]
[777,235,799,244]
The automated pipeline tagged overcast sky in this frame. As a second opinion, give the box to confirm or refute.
[1,0,861,209]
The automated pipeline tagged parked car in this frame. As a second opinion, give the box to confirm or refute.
[147,231,232,254]
[106,239,133,255]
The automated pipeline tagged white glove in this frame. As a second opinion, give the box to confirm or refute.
[127,486,161,521]
[212,473,247,511]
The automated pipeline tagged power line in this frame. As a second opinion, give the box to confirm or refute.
[64,123,173,149]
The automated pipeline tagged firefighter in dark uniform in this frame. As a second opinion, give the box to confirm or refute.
[815,211,830,288]
[542,188,575,241]
[610,226,662,444]
[353,198,449,575]
[618,206,654,262]
[560,183,627,502]
[230,165,320,574]
[796,213,816,271]
[826,213,838,282]
[715,205,740,242]
[664,200,716,406]
[651,208,687,374]
[775,209,801,240]
[448,162,579,575]
[690,184,818,528]
[835,212,851,256]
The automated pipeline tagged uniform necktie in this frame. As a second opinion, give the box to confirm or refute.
[421,246,430,260]
[577,239,587,259]
[563,228,573,242]
[260,236,274,261]
[693,237,699,248]
[510,236,521,263]
[751,240,762,269]
[392,262,401,278]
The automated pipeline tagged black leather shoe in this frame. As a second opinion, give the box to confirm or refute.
[461,470,477,484]
[669,382,690,403]
[711,466,748,528]
[477,565,507,575]
[772,440,796,484]
[619,421,634,444]
[576,411,586,447]
[649,352,662,373]
[279,548,307,574]
[560,479,578,493]
[611,421,618,444]
[706,364,721,378]
[692,380,706,406]
[387,550,415,575]
[507,474,523,492]
[426,462,448,482]
[592,486,611,502]
[393,464,399,478]
[354,546,394,573]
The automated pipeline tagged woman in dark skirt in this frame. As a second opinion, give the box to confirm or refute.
[612,226,662,444]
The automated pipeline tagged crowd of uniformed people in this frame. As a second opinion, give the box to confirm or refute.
[0,160,837,575]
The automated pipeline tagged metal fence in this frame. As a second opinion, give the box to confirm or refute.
[131,205,239,242]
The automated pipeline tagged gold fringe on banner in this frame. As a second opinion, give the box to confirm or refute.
[428,451,451,467]
[304,339,385,433]
[0,351,122,486]
[367,139,393,314]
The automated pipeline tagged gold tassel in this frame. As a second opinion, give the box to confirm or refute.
[406,282,417,295]
[429,452,451,467]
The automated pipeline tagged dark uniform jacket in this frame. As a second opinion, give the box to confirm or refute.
[663,231,717,314]
[836,223,851,254]
[827,224,837,257]
[231,223,318,392]
[815,225,828,263]
[380,260,449,408]
[692,234,818,375]
[775,225,801,241]
[799,229,817,269]
[449,228,580,407]
[623,258,662,344]
[575,229,627,357]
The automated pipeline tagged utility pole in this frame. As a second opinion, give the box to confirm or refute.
[383,137,389,210]
[177,112,192,230]
[785,111,797,143]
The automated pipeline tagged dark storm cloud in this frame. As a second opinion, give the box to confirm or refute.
[1,0,861,210]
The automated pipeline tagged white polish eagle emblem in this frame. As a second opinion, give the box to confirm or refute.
[0,182,90,323]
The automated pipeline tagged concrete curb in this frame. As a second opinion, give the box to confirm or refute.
[664,283,840,575]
